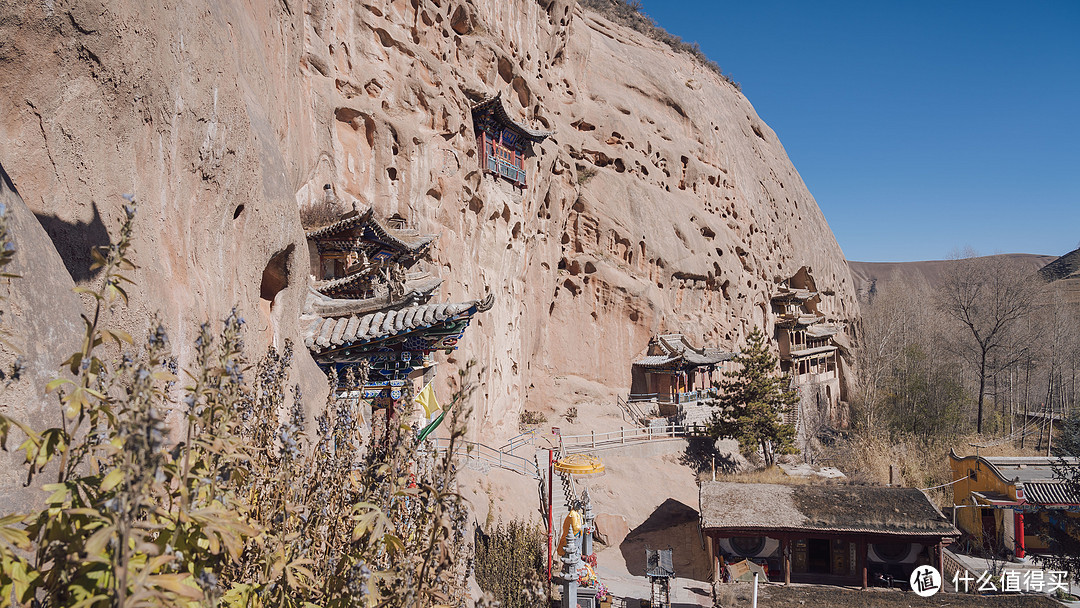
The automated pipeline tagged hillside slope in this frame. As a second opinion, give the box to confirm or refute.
[848,254,1056,302]
[1040,246,1080,306]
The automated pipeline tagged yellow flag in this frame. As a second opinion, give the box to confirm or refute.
[414,382,440,417]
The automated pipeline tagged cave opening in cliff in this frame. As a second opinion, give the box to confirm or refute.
[260,244,293,310]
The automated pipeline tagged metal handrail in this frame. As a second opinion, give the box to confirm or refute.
[499,429,537,453]
[557,424,709,453]
[430,438,540,479]
[616,394,647,426]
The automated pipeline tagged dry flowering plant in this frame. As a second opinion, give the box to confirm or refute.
[0,198,476,607]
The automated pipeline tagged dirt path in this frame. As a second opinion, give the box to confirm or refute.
[737,583,1063,607]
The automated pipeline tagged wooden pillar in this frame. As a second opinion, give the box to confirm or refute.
[706,534,716,583]
[936,540,944,577]
[1015,511,1026,558]
[782,535,791,585]
[859,538,868,590]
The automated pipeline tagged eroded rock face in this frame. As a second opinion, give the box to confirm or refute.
[0,1,327,423]
[0,164,83,513]
[0,1,857,450]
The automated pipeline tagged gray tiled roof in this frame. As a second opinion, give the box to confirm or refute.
[315,271,443,299]
[806,323,842,339]
[700,482,958,537]
[1024,482,1080,505]
[771,287,817,302]
[633,355,677,368]
[789,345,837,358]
[633,337,733,368]
[304,293,494,352]
[305,205,437,252]
[646,548,675,578]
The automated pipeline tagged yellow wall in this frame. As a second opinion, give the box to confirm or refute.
[948,452,1019,545]
[948,452,1080,551]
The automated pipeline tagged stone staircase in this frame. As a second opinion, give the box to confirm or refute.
[540,453,576,531]
[678,402,717,428]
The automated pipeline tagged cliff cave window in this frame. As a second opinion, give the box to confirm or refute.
[471,93,552,188]
[261,245,294,310]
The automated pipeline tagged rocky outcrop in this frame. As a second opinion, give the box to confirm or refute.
[0,1,857,451]
[1040,248,1080,282]
[0,163,83,513]
[1040,247,1080,307]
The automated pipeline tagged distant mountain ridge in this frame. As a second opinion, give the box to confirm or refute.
[847,254,1056,302]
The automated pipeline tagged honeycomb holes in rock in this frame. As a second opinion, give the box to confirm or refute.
[260,245,294,311]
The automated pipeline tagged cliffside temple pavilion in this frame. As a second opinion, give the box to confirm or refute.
[306,202,440,298]
[471,92,552,187]
[771,267,852,431]
[629,333,734,419]
[301,203,493,425]
[699,482,958,588]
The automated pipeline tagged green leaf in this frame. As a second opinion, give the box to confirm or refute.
[382,533,405,556]
[0,415,36,451]
[148,573,203,600]
[101,329,133,345]
[35,429,67,467]
[45,377,72,393]
[42,483,69,505]
[0,514,31,550]
[83,525,116,557]
[100,468,124,493]
[63,352,83,376]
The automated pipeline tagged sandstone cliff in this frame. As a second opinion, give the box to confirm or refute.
[0,0,857,456]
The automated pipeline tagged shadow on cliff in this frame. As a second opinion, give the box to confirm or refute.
[679,437,743,476]
[618,498,710,582]
[34,200,110,283]
[0,163,15,195]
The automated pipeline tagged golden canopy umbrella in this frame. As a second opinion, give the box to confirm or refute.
[554,453,606,478]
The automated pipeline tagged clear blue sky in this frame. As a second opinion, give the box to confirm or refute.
[636,1,1080,262]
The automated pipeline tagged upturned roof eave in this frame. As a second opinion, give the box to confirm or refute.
[471,92,553,142]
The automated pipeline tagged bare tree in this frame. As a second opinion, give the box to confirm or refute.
[937,254,1044,433]
[854,278,925,429]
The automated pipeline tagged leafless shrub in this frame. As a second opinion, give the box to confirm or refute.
[0,201,479,607]
[300,198,343,230]
[519,410,548,425]
[565,406,579,423]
